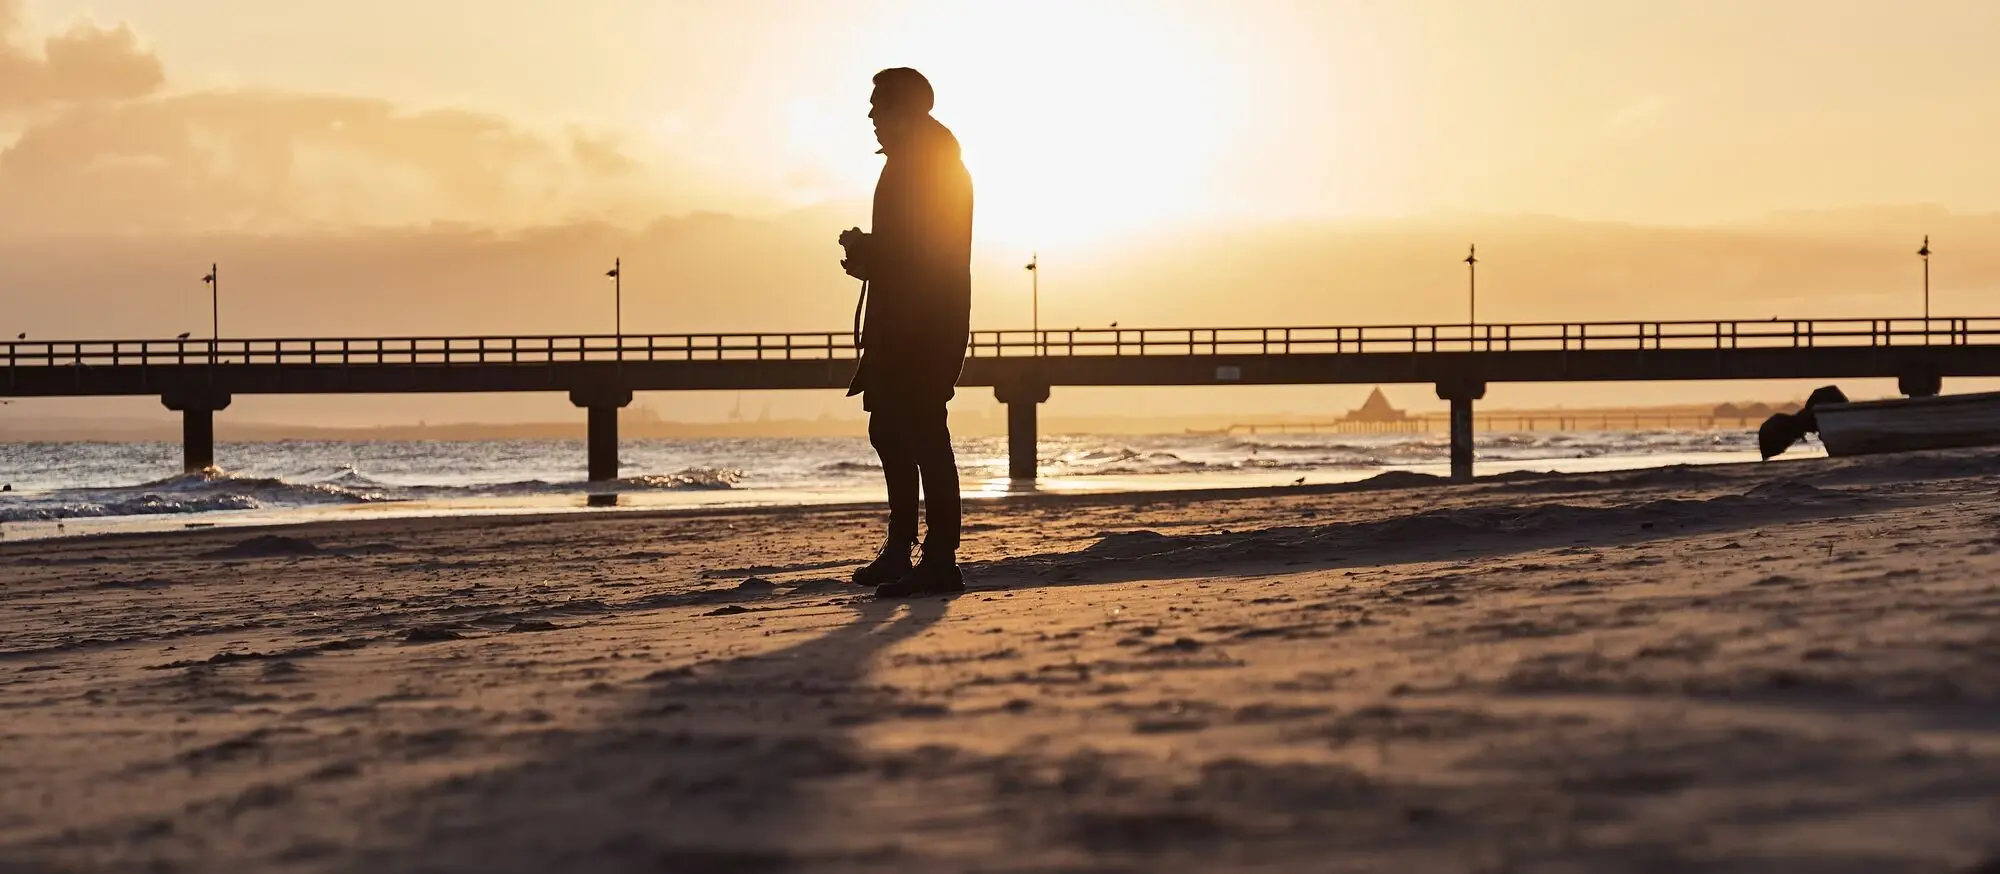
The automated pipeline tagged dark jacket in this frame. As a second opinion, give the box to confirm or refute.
[846,116,974,410]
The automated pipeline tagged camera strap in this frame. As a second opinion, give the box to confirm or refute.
[851,279,869,350]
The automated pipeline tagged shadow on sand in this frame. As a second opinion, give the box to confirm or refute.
[338,597,951,872]
[965,476,1911,595]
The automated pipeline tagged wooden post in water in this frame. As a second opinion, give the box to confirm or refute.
[570,386,633,482]
[1436,380,1486,483]
[161,389,231,473]
[995,381,1051,482]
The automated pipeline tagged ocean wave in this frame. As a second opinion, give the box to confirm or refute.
[1055,449,1212,474]
[0,493,261,522]
[119,468,389,504]
[816,460,883,473]
[316,465,393,489]
[1235,457,1382,471]
[438,467,743,495]
[619,468,741,490]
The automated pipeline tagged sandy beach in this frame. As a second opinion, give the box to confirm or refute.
[4,451,1999,873]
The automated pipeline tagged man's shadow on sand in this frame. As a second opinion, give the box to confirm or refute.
[341,596,951,873]
[962,474,1904,595]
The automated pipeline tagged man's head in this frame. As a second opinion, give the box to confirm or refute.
[869,67,934,149]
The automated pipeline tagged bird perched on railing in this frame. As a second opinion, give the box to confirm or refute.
[177,332,192,340]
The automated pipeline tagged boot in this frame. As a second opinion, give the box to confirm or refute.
[875,547,965,598]
[852,536,914,586]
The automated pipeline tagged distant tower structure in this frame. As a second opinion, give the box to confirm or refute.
[1344,387,1409,423]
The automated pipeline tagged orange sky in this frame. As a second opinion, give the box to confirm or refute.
[15,0,2000,234]
[3,0,1998,424]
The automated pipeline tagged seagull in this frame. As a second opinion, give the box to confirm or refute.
[177,332,192,340]
[14,333,22,340]
[1110,321,1119,328]
[1292,476,1307,486]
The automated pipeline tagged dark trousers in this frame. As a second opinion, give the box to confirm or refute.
[868,402,959,555]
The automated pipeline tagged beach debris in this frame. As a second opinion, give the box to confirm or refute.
[702,604,751,616]
[733,577,777,595]
[402,624,463,643]
[506,620,560,632]
[95,577,173,590]
[1145,637,1205,654]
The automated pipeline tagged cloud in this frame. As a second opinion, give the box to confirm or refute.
[0,2,736,234]
[0,0,164,111]
[0,90,689,232]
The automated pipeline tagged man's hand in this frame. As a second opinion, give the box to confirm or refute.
[838,227,872,280]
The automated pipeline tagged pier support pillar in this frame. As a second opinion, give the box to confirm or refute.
[569,387,634,482]
[161,391,231,474]
[1435,380,1486,483]
[995,382,1051,482]
[1898,370,1942,398]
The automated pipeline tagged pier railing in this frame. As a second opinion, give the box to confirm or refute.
[3,317,1996,368]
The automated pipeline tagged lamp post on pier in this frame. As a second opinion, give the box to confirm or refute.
[201,264,218,364]
[1917,235,1931,321]
[1464,244,1478,330]
[1024,252,1039,356]
[605,258,622,350]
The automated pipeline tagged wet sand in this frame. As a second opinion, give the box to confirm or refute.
[3,451,1999,872]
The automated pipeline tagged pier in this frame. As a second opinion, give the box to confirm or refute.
[1217,412,1790,435]
[5,317,1998,483]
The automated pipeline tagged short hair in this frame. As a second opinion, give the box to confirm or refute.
[872,67,934,113]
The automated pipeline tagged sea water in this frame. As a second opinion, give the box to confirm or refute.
[0,430,1816,540]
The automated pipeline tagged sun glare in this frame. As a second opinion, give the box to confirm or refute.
[817,4,1238,249]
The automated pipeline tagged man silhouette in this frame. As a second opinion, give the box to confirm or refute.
[838,67,974,597]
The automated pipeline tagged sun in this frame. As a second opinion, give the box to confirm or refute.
[794,3,1240,250]
[921,5,1233,248]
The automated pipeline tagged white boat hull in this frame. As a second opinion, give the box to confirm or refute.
[1813,390,2000,457]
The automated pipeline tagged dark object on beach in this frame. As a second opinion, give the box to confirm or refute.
[1759,413,1807,460]
[507,620,560,632]
[404,625,463,643]
[1815,389,2000,457]
[1759,385,1850,459]
[1761,383,2000,459]
[1797,385,1850,432]
[586,493,620,508]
